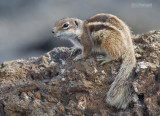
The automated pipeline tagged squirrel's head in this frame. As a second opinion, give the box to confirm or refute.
[52,18,83,39]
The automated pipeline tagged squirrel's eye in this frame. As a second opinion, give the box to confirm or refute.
[63,23,69,28]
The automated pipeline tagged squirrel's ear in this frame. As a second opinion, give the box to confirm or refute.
[74,20,78,27]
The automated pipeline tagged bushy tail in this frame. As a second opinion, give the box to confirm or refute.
[106,54,136,109]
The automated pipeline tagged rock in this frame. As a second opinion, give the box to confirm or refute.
[0,30,160,116]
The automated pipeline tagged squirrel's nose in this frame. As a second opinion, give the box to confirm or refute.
[52,28,56,34]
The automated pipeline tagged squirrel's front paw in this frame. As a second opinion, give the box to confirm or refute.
[73,54,86,61]
[70,47,81,56]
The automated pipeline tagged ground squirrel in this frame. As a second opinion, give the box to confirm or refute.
[52,13,136,109]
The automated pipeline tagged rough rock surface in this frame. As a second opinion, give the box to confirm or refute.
[0,30,160,116]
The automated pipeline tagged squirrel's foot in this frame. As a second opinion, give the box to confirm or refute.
[74,54,86,61]
[70,47,81,56]
[96,55,112,65]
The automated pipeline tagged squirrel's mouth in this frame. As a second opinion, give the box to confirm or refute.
[56,35,66,39]
[52,34,62,39]
[53,33,62,38]
[56,35,61,38]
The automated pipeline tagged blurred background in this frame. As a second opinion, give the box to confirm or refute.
[0,0,159,63]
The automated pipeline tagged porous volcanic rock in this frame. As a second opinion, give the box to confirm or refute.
[0,30,160,116]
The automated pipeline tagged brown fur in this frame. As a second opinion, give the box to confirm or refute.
[52,13,136,109]
[87,13,110,23]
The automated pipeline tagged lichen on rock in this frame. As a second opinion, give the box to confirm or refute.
[0,30,160,116]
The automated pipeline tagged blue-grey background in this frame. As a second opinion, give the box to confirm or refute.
[0,0,159,63]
